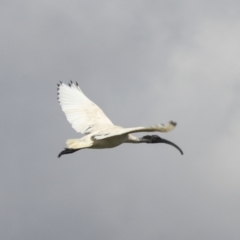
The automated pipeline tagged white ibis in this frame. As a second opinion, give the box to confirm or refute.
[57,81,183,157]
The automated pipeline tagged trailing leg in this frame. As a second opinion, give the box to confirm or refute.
[58,148,81,158]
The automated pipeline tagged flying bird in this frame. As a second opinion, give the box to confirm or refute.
[57,81,183,157]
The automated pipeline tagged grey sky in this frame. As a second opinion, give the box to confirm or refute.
[1,0,240,239]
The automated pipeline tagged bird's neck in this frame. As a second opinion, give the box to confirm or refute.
[126,134,142,143]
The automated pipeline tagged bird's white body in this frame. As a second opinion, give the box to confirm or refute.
[67,130,130,149]
[57,81,183,157]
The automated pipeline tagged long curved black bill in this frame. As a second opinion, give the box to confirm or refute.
[160,138,183,155]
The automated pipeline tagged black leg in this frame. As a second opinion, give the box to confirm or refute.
[58,148,81,158]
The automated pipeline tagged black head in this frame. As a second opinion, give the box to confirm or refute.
[142,135,183,155]
[142,135,163,143]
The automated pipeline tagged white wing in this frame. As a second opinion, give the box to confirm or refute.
[58,81,113,134]
[92,121,177,140]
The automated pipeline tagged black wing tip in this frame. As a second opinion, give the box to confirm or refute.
[57,81,79,89]
[68,80,74,87]
[57,82,62,101]
[68,80,80,88]
[57,81,62,88]
[170,121,177,126]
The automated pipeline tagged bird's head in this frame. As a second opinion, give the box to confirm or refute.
[141,135,183,155]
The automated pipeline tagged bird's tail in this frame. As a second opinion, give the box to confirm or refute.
[66,138,92,149]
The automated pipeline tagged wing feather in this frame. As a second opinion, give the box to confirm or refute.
[92,121,177,140]
[58,82,113,134]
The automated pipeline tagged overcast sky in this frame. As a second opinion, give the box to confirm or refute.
[1,0,240,239]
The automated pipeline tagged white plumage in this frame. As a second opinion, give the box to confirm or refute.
[57,81,183,157]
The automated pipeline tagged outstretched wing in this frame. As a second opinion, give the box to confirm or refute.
[92,121,177,140]
[58,81,113,134]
